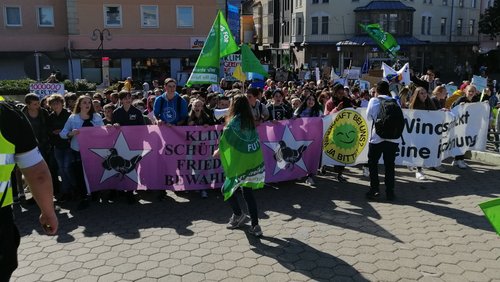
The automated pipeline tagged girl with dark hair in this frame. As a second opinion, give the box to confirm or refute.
[293,94,323,118]
[293,94,323,185]
[60,95,103,209]
[409,87,438,111]
[213,94,265,237]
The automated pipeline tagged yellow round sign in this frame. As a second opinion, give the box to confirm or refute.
[323,109,368,164]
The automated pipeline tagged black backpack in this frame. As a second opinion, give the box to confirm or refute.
[374,97,404,139]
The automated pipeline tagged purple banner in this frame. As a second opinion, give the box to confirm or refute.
[77,118,324,192]
[78,125,225,192]
[258,118,323,183]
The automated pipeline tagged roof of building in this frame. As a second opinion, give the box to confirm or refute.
[354,1,416,12]
[336,36,427,46]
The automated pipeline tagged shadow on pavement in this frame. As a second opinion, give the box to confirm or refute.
[12,160,499,240]
[246,234,368,281]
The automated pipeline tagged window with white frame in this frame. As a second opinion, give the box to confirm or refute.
[321,16,328,34]
[104,5,122,27]
[141,5,158,28]
[469,19,475,35]
[4,6,22,27]
[37,6,54,27]
[312,16,318,34]
[176,6,193,28]
[440,17,446,35]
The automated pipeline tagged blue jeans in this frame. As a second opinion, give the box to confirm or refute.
[54,147,76,194]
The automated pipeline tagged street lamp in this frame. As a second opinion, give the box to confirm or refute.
[91,28,112,50]
[91,28,112,86]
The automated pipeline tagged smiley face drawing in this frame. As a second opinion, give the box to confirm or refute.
[323,109,368,164]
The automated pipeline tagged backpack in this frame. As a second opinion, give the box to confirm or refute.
[374,97,404,139]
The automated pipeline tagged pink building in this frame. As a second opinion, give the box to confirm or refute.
[0,0,225,85]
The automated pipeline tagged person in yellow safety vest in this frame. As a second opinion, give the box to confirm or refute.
[0,96,58,281]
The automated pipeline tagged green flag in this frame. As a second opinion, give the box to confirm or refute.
[360,24,400,58]
[240,44,268,78]
[479,198,500,236]
[219,115,265,200]
[186,10,240,86]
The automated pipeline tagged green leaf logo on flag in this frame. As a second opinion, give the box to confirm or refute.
[186,10,240,86]
[360,24,400,58]
[219,116,265,200]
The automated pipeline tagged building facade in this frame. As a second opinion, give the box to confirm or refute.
[0,0,226,84]
[252,0,481,80]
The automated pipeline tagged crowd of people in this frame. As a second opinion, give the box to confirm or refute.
[9,68,500,210]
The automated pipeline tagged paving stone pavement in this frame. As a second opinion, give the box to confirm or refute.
[11,160,500,282]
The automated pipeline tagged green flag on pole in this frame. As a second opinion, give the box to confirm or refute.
[186,10,240,86]
[219,116,265,200]
[360,23,400,58]
[479,198,500,236]
[240,44,268,78]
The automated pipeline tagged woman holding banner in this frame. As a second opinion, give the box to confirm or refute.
[451,85,479,169]
[294,94,323,186]
[213,94,265,237]
[409,87,438,180]
[60,95,104,209]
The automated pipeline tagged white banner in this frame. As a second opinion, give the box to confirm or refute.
[29,83,65,98]
[221,54,241,81]
[322,102,489,167]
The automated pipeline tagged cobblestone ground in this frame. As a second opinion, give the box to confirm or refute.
[11,160,500,282]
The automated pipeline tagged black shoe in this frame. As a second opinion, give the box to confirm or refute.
[386,192,396,201]
[337,174,348,183]
[366,191,380,200]
[22,197,36,205]
[127,193,137,205]
[319,166,327,175]
[77,198,90,210]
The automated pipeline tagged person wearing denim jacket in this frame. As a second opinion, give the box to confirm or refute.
[60,107,104,151]
[59,95,103,209]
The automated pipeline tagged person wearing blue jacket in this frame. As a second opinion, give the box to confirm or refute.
[153,78,188,126]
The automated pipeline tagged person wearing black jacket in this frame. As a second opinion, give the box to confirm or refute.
[112,91,146,126]
[0,97,58,281]
[47,94,75,201]
[267,89,292,121]
[111,91,145,204]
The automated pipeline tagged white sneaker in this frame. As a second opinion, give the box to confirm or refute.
[305,176,315,186]
[407,166,416,171]
[457,160,468,169]
[362,166,370,177]
[416,170,426,180]
[227,214,246,229]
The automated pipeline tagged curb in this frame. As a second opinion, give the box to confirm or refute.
[470,150,500,166]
